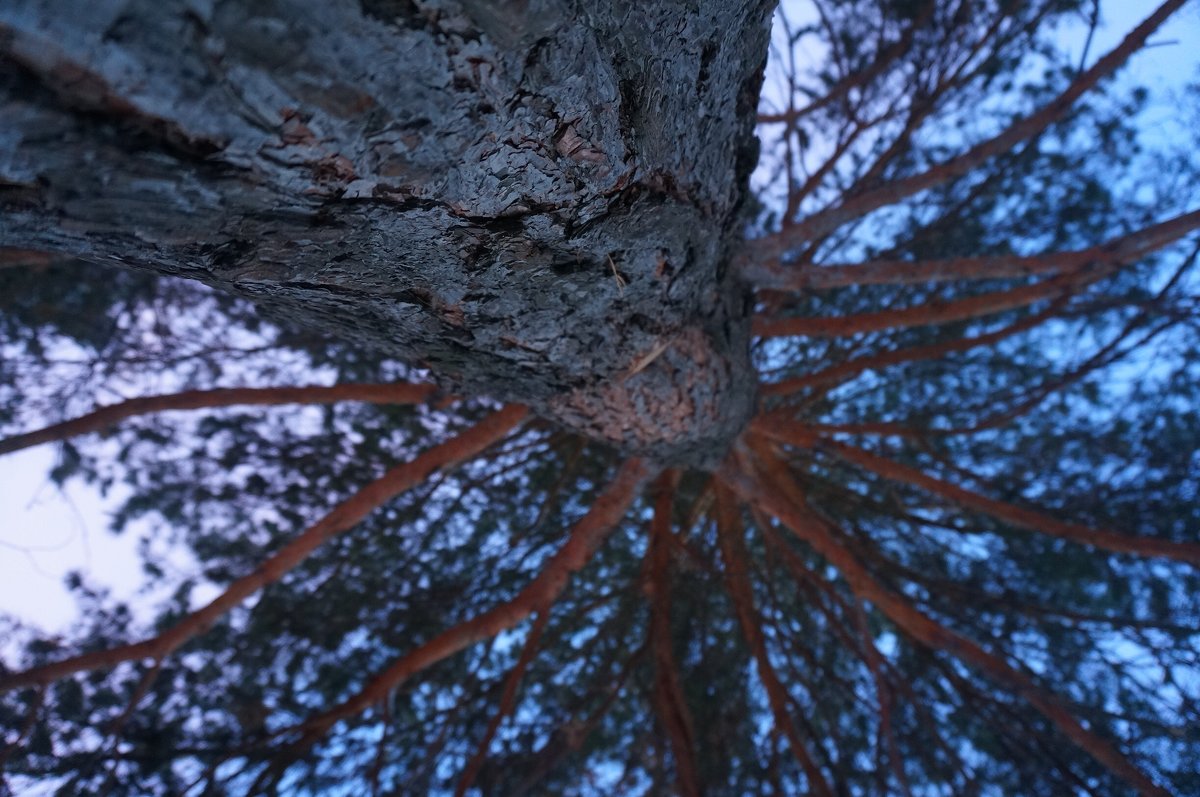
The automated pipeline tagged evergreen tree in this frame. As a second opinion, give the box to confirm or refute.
[2,1,1199,794]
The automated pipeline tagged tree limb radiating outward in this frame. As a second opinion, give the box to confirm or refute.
[288,457,655,745]
[748,0,1188,260]
[720,445,1172,797]
[759,301,1065,396]
[746,208,1200,290]
[454,609,551,797]
[645,471,703,797]
[817,438,1200,566]
[754,208,1200,338]
[755,271,1080,338]
[0,382,442,456]
[0,405,527,691]
[714,484,835,797]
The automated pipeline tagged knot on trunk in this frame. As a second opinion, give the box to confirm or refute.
[544,326,756,469]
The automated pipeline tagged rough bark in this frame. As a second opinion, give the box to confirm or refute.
[0,0,772,467]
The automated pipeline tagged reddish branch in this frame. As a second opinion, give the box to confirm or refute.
[713,484,835,797]
[454,609,550,797]
[644,471,702,797]
[0,382,442,457]
[290,457,654,745]
[0,248,64,270]
[851,597,913,797]
[820,438,1200,566]
[754,270,1082,338]
[747,209,1200,291]
[721,443,1170,797]
[749,0,1187,259]
[0,405,527,691]
[766,534,912,794]
[753,210,1200,338]
[833,5,1074,221]
[760,301,1063,397]
[769,6,1038,265]
[761,521,978,786]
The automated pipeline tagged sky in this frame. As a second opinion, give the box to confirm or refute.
[1,0,1199,644]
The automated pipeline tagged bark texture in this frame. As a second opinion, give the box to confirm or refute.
[0,0,772,467]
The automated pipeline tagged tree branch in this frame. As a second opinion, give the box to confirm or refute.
[818,438,1200,566]
[756,2,934,128]
[753,209,1200,339]
[288,457,654,746]
[749,0,1187,257]
[760,300,1063,397]
[754,270,1081,338]
[0,405,527,691]
[644,471,702,797]
[721,443,1172,797]
[713,484,835,797]
[747,208,1200,291]
[0,382,442,457]
[454,609,551,797]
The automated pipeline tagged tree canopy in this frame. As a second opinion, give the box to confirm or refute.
[2,1,1200,795]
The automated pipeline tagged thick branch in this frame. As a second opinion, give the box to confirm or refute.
[0,405,527,691]
[752,216,1193,337]
[291,457,654,743]
[713,485,835,797]
[644,472,702,797]
[754,271,1080,338]
[819,438,1200,566]
[0,248,66,270]
[760,301,1062,397]
[719,445,1170,797]
[748,209,1200,291]
[0,382,440,457]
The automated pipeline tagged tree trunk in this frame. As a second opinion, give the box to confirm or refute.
[0,0,771,467]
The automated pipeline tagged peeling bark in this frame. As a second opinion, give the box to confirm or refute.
[0,0,772,467]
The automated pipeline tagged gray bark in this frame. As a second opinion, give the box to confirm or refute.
[0,0,771,467]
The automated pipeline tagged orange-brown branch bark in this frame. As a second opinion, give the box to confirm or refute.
[291,457,654,743]
[454,609,550,797]
[760,302,1062,397]
[754,272,1079,338]
[754,218,1192,338]
[748,209,1200,291]
[0,248,64,270]
[820,439,1200,566]
[0,405,527,691]
[0,382,442,457]
[714,484,835,797]
[645,472,702,797]
[719,446,1170,797]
